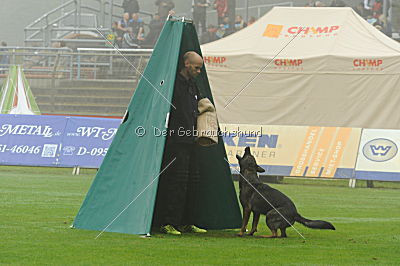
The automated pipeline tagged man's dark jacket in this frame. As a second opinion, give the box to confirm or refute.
[122,0,140,14]
[168,73,200,144]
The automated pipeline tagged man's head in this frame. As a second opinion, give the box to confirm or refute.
[131,13,139,21]
[123,12,130,20]
[223,16,230,24]
[182,51,203,79]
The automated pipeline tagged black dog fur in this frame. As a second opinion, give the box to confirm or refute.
[236,147,335,238]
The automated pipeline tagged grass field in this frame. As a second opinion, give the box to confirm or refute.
[1,166,400,265]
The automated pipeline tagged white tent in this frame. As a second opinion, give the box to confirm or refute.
[202,7,400,129]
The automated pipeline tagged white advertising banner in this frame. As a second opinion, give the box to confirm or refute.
[355,129,400,181]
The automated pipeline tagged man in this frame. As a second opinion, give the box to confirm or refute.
[154,51,207,235]
[200,24,217,44]
[128,13,145,42]
[234,15,247,31]
[145,13,164,47]
[213,0,228,25]
[193,0,210,34]
[122,0,140,17]
[155,0,175,20]
[117,12,131,37]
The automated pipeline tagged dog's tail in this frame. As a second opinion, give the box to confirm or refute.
[295,214,335,230]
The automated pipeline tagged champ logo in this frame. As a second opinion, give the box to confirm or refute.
[263,24,340,38]
[287,26,339,34]
[273,59,304,71]
[352,59,384,71]
[353,59,383,67]
[362,138,398,162]
[203,56,227,67]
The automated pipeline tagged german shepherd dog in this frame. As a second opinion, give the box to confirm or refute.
[236,147,335,238]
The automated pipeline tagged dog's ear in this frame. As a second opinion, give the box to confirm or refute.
[236,154,242,161]
[256,165,265,173]
[244,147,251,154]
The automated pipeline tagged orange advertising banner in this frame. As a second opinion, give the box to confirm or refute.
[221,124,361,178]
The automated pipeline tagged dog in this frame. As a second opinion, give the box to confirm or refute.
[236,147,335,238]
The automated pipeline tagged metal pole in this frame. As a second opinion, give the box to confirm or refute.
[74,0,78,34]
[77,51,81,79]
[69,53,73,80]
[245,0,249,23]
[77,0,81,33]
[228,0,236,34]
[383,0,389,33]
[61,0,65,17]
[100,0,105,27]
[110,0,114,27]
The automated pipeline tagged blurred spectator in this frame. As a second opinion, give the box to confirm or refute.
[213,0,228,25]
[248,16,256,26]
[364,0,373,10]
[117,12,131,38]
[315,1,325,7]
[367,14,378,24]
[0,41,9,72]
[215,25,226,39]
[355,1,369,18]
[122,0,140,17]
[192,0,210,34]
[155,0,175,19]
[129,13,145,42]
[222,16,233,35]
[234,15,247,31]
[145,13,164,47]
[330,0,346,7]
[372,0,382,15]
[201,24,218,44]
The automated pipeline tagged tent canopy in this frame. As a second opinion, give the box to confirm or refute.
[73,18,242,235]
[202,7,400,129]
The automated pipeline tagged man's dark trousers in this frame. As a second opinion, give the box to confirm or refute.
[155,139,200,227]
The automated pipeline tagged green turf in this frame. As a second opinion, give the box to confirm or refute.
[1,166,400,265]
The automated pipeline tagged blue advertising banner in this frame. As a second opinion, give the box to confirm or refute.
[0,114,67,166]
[58,117,120,168]
[0,114,121,168]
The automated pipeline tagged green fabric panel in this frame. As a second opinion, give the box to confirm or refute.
[0,66,17,113]
[178,23,242,229]
[73,20,184,235]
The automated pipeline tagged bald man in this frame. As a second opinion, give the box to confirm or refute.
[154,51,207,235]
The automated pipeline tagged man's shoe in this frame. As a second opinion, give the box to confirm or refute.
[180,225,207,233]
[160,225,181,235]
